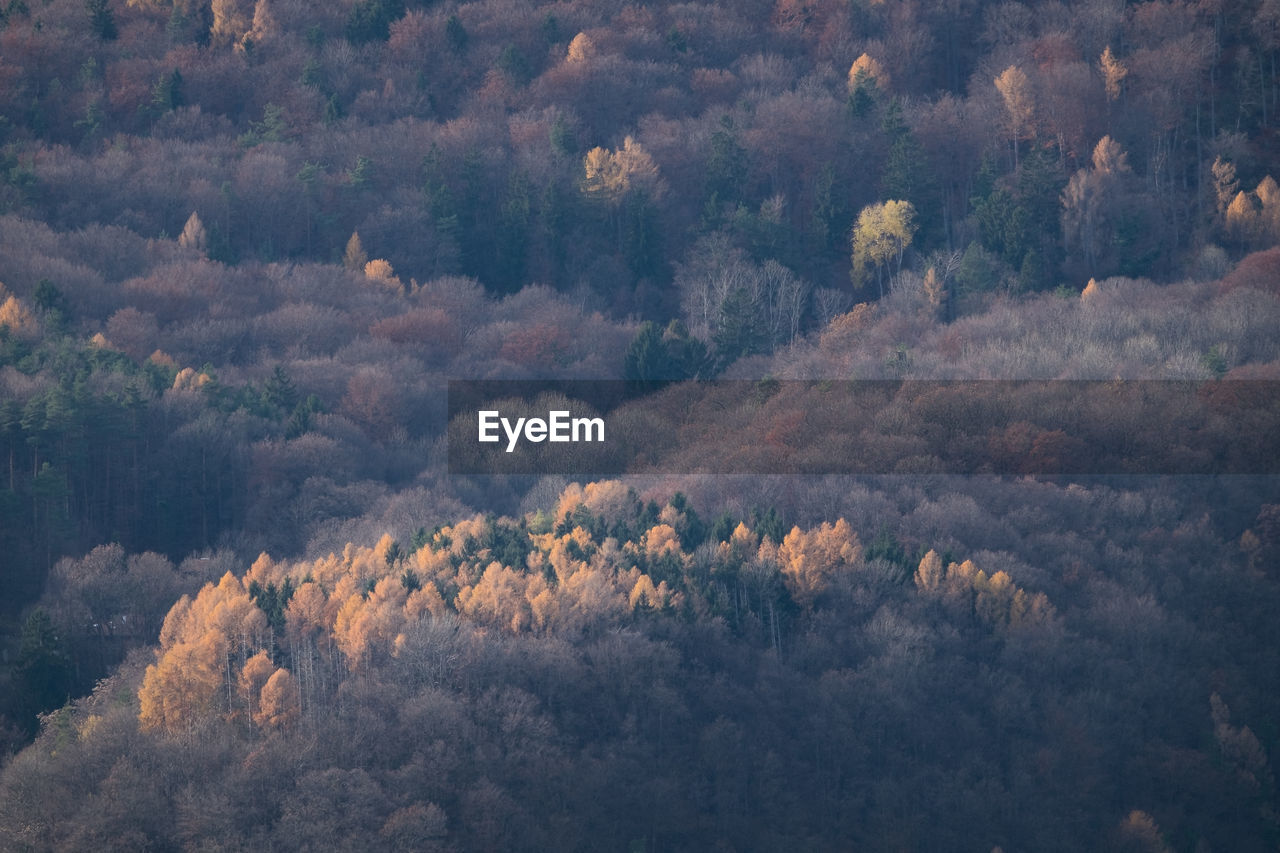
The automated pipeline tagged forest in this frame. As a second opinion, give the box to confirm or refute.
[0,0,1279,848]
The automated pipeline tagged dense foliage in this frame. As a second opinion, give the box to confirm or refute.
[3,479,1279,850]
[1,0,1279,847]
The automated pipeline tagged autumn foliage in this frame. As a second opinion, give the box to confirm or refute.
[127,482,1064,738]
[0,0,1279,847]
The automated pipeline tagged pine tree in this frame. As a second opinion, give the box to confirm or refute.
[86,0,117,40]
[16,608,73,717]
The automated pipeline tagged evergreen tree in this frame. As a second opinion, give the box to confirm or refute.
[704,116,748,214]
[150,69,185,115]
[880,101,941,248]
[344,0,403,44]
[445,15,468,52]
[86,0,116,41]
[16,608,73,722]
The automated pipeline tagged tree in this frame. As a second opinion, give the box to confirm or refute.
[914,549,944,591]
[210,0,250,45]
[704,116,747,214]
[847,53,888,115]
[850,200,918,298]
[1115,811,1170,853]
[255,667,299,730]
[179,211,208,256]
[1063,136,1155,277]
[624,321,669,384]
[809,162,849,253]
[445,15,468,53]
[238,649,274,719]
[32,280,69,331]
[624,320,708,383]
[676,233,808,361]
[994,65,1035,167]
[150,69,185,116]
[880,101,941,247]
[1226,190,1256,242]
[16,608,73,722]
[1212,157,1240,219]
[263,365,298,414]
[581,137,661,203]
[582,137,664,265]
[970,148,1063,289]
[0,294,36,337]
[138,631,224,733]
[86,0,117,41]
[848,53,889,93]
[344,231,368,271]
[1099,46,1127,102]
[566,32,596,63]
[345,0,403,44]
[245,0,278,47]
[364,259,403,295]
[138,573,269,733]
[773,518,861,608]
[240,104,287,146]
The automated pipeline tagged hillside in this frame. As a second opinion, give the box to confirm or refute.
[1,0,1280,848]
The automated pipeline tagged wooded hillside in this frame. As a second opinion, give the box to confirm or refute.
[1,0,1279,848]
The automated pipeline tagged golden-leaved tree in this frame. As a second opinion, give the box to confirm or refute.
[913,550,1055,633]
[994,65,1035,167]
[132,479,1061,744]
[768,519,862,609]
[581,137,661,203]
[139,572,268,733]
[850,200,917,299]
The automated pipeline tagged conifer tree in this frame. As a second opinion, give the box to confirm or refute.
[344,231,368,271]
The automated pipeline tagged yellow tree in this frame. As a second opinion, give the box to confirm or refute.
[364,259,404,295]
[344,231,368,271]
[284,581,329,641]
[0,293,36,337]
[580,138,665,262]
[138,632,223,733]
[914,549,944,592]
[994,65,1035,167]
[255,668,300,730]
[776,519,862,608]
[178,211,207,256]
[456,562,531,633]
[1255,175,1280,243]
[850,199,917,298]
[1212,157,1240,217]
[1226,190,1260,248]
[566,32,596,63]
[210,0,251,45]
[334,575,408,670]
[238,649,274,720]
[139,571,268,732]
[581,136,660,202]
[1099,46,1127,102]
[1117,811,1172,853]
[847,53,889,93]
[558,562,627,633]
[244,0,278,47]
